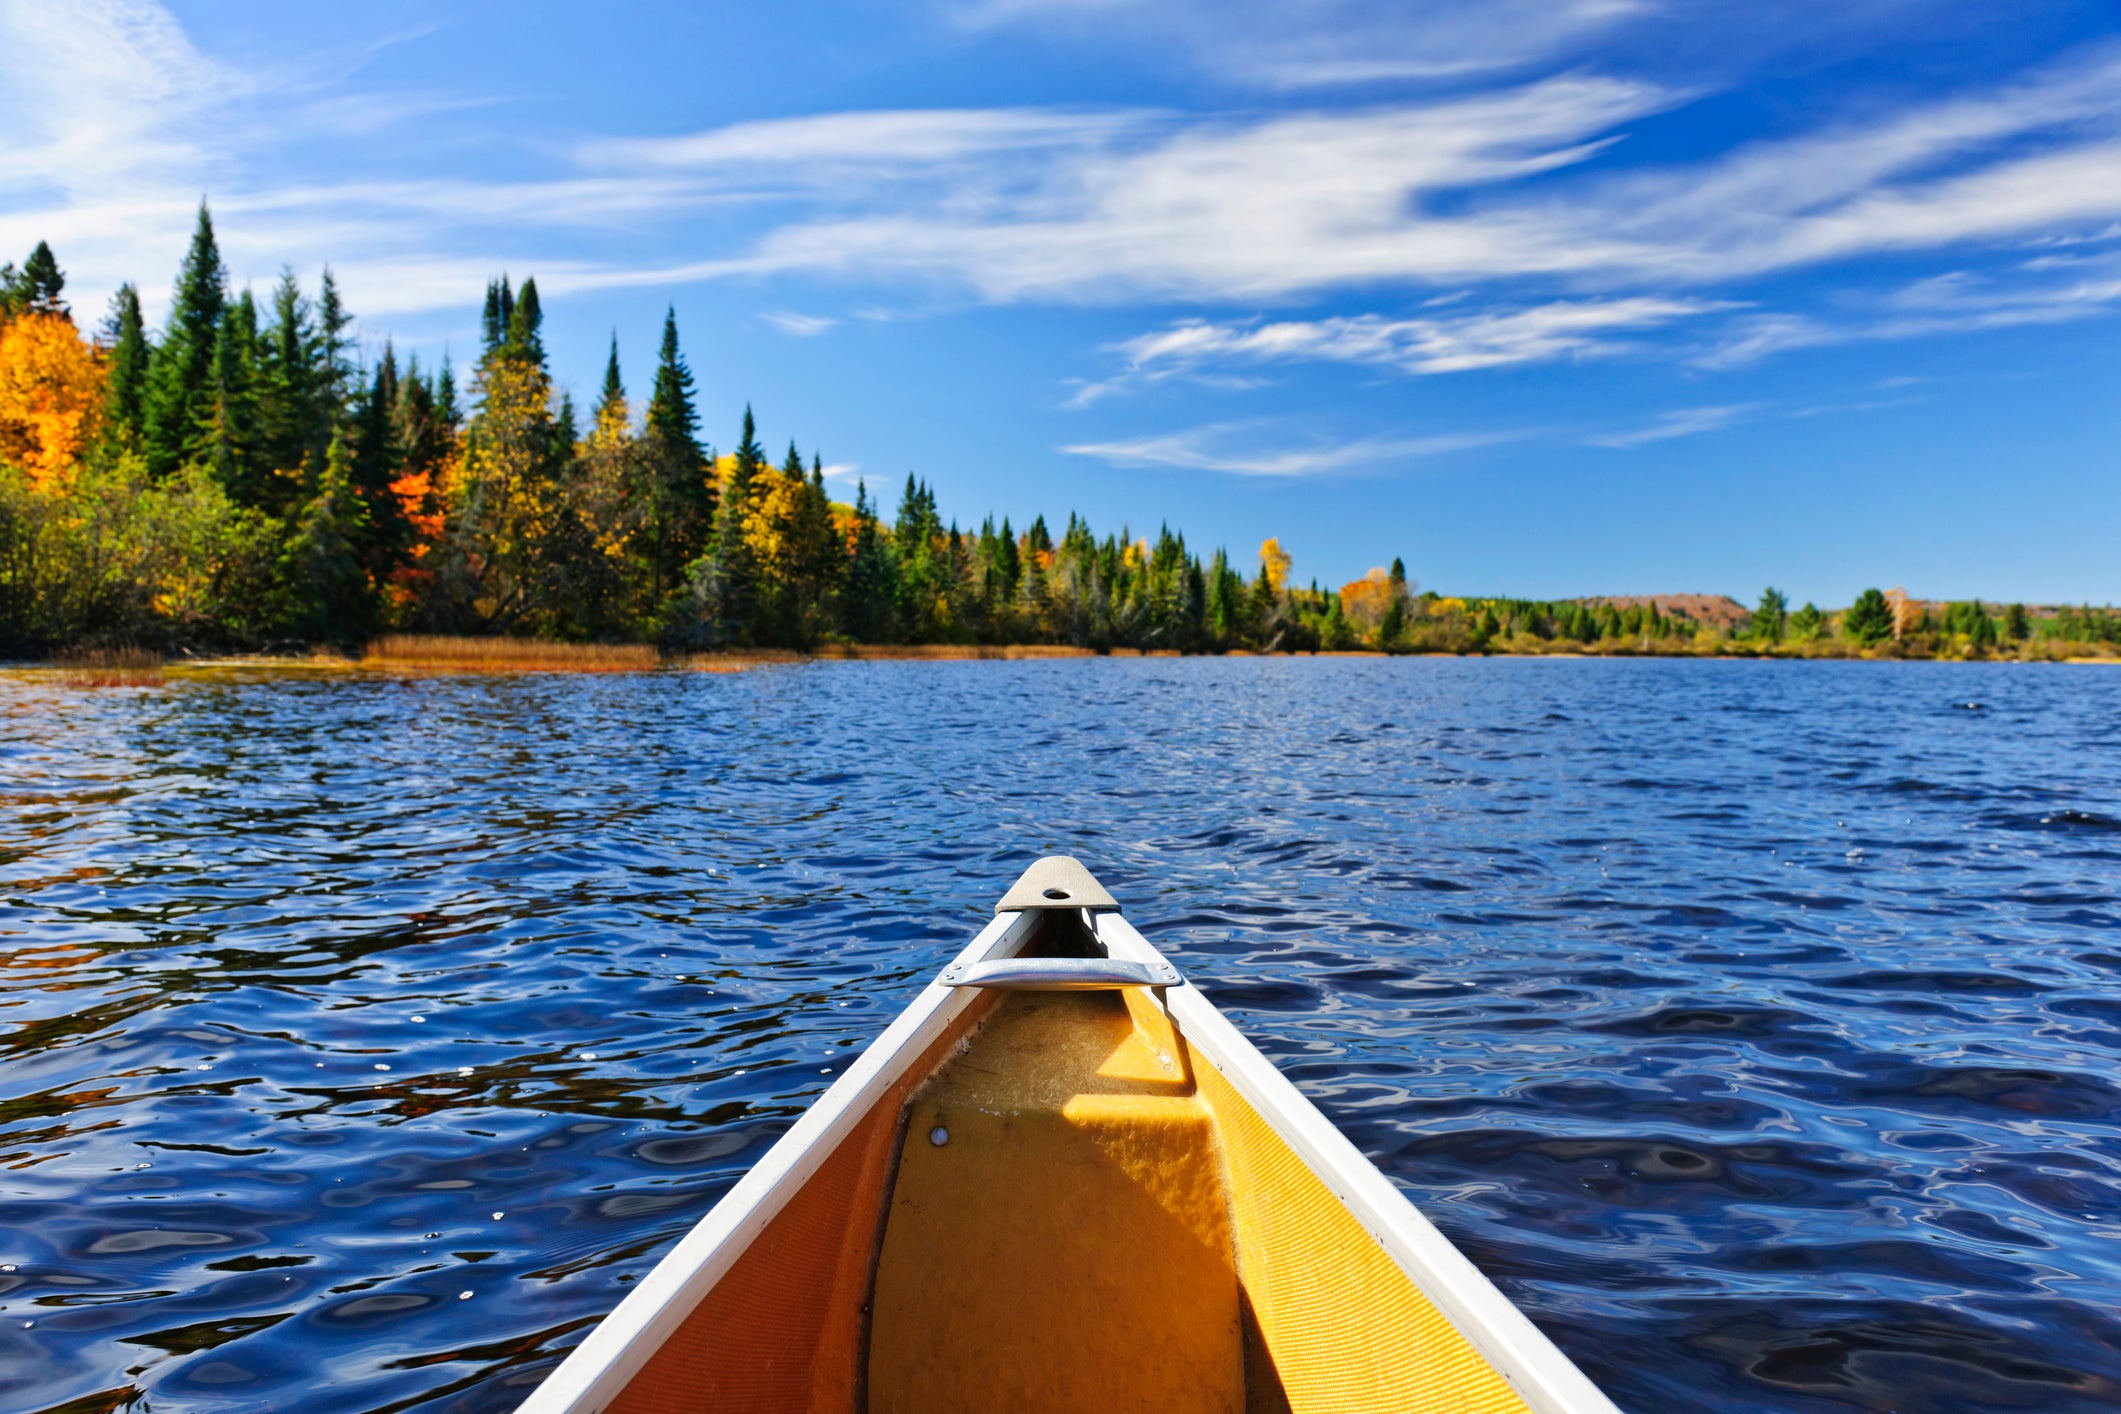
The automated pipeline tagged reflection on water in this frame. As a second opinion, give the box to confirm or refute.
[1,658,2118,1413]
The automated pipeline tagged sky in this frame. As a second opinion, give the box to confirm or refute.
[1,1,2117,605]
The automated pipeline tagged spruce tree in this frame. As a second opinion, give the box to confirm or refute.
[2005,602,2031,642]
[20,241,66,318]
[203,292,264,501]
[349,346,411,585]
[315,268,354,412]
[101,284,150,449]
[506,278,544,364]
[257,269,324,498]
[1842,588,1892,645]
[599,334,624,421]
[844,480,891,642]
[710,407,764,639]
[281,430,372,643]
[642,308,711,603]
[142,203,229,476]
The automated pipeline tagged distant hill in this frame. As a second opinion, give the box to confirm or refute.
[1584,594,1750,630]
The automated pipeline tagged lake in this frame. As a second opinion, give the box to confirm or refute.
[2,656,2118,1413]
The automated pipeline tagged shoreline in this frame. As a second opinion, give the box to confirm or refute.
[9,639,2117,677]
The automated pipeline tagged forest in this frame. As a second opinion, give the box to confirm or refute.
[3,210,2116,662]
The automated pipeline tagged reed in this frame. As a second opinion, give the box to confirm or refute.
[54,646,164,671]
[50,644,166,686]
[364,636,659,672]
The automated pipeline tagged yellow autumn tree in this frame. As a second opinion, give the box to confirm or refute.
[0,311,105,490]
[1258,537,1291,593]
[1340,567,1397,631]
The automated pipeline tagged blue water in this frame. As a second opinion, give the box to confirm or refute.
[2,657,2118,1414]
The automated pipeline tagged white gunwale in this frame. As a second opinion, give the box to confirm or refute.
[516,908,1041,1414]
[1094,911,1622,1414]
[520,879,1619,1414]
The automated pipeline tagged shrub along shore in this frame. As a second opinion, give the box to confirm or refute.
[3,214,2115,665]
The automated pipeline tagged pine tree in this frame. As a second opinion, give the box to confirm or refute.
[1842,588,1893,645]
[436,356,460,432]
[142,203,229,475]
[101,283,150,449]
[709,407,765,640]
[256,270,324,502]
[599,334,624,420]
[1752,586,1789,642]
[20,242,66,318]
[202,291,264,501]
[281,430,372,642]
[844,480,892,642]
[481,278,513,353]
[315,267,354,413]
[2005,602,2031,642]
[642,308,712,606]
[349,345,412,586]
[506,278,545,364]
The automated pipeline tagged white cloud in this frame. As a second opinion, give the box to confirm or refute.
[947,0,1650,91]
[12,0,2121,380]
[760,310,839,336]
[1697,257,2121,366]
[1093,298,1727,396]
[1061,423,1517,476]
[1587,403,1760,448]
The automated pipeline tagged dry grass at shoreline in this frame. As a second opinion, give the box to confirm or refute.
[49,645,166,687]
[364,636,658,672]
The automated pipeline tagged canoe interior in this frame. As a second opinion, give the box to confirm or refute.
[603,914,1533,1414]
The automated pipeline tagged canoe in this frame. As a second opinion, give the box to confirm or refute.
[519,856,1620,1414]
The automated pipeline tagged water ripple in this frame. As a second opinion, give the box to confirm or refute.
[1,658,2118,1412]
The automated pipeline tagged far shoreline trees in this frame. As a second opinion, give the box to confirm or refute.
[1,213,2116,661]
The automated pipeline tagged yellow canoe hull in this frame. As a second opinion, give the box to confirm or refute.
[521,859,1617,1414]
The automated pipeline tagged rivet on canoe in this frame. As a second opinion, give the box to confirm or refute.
[929,1126,950,1147]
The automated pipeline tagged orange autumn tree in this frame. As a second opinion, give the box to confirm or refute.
[0,311,104,490]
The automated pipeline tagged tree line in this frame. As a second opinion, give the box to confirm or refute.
[2,210,2114,660]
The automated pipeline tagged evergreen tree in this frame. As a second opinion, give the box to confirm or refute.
[481,278,514,353]
[1752,586,1789,642]
[708,406,765,641]
[641,309,712,604]
[505,278,545,364]
[142,203,229,476]
[349,345,412,586]
[1968,607,1997,651]
[280,430,372,642]
[202,291,264,501]
[843,480,892,642]
[101,284,150,449]
[315,268,354,413]
[599,334,624,418]
[255,269,325,502]
[1379,596,1405,651]
[19,241,66,318]
[436,357,460,431]
[1788,602,1824,641]
[1842,588,1893,645]
[2004,602,2031,642]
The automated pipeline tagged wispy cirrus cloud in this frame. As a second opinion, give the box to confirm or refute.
[1071,297,1728,403]
[1061,423,1518,476]
[14,0,2121,382]
[1697,256,2121,366]
[759,310,839,336]
[1587,402,1760,448]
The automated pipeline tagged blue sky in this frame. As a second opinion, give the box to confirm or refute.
[2,1,2118,604]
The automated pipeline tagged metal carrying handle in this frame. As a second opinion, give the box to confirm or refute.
[940,957,1183,991]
